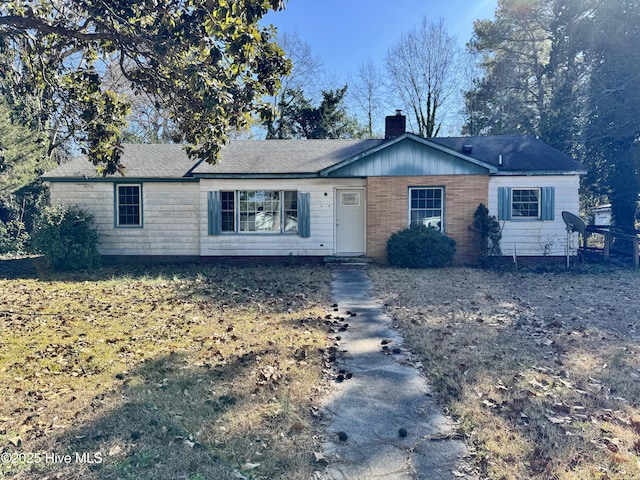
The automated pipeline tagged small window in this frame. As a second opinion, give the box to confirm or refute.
[221,191,235,232]
[512,188,540,218]
[409,187,443,231]
[341,192,360,207]
[116,184,142,227]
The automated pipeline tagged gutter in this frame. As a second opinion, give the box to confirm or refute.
[491,170,588,176]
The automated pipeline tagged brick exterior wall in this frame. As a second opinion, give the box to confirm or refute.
[366,175,489,264]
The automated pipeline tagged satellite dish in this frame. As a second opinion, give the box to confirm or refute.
[561,211,586,268]
[562,211,586,234]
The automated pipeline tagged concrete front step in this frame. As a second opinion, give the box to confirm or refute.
[323,256,374,266]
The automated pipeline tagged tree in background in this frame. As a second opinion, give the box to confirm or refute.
[386,17,463,138]
[464,0,553,137]
[0,0,290,174]
[582,0,640,228]
[0,102,50,194]
[279,85,363,139]
[101,59,180,144]
[348,59,386,138]
[0,98,52,253]
[265,31,323,139]
[542,0,591,154]
[465,0,640,227]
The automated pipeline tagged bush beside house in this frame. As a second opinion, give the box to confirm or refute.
[31,205,101,270]
[471,203,502,266]
[387,225,456,268]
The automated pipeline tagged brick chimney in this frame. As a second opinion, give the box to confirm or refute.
[385,110,406,139]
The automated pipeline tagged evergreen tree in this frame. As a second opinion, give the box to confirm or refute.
[583,0,640,227]
[466,0,640,226]
[0,101,50,196]
[0,98,52,252]
[464,0,554,137]
[275,85,363,139]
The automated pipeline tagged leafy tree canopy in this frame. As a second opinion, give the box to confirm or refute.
[0,0,291,174]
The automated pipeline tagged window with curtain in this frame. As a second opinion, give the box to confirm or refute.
[216,190,299,234]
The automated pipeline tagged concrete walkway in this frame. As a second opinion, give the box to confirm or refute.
[317,268,471,480]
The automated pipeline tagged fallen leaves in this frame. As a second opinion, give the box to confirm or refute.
[371,266,640,480]
[0,264,334,480]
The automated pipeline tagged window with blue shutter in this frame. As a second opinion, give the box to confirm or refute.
[208,190,308,236]
[498,186,555,221]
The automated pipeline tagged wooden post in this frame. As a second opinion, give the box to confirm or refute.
[634,238,639,270]
[604,233,611,261]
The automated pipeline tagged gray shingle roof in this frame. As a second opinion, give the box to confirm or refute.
[42,135,584,180]
[193,139,385,175]
[43,144,200,179]
[43,140,385,179]
[429,135,586,173]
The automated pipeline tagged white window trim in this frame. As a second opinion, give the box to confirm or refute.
[408,186,445,232]
[226,190,299,234]
[115,183,142,228]
[511,187,541,220]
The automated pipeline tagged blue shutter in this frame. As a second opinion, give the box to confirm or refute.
[207,191,221,235]
[297,192,310,238]
[541,186,555,220]
[498,187,512,221]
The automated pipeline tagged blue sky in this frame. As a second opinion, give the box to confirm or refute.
[263,0,498,84]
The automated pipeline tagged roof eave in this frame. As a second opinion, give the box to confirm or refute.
[193,172,321,179]
[492,169,587,176]
[42,176,200,183]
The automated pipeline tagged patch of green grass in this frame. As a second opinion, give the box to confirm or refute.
[0,263,332,480]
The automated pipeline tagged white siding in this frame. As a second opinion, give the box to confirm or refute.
[489,175,581,256]
[199,178,365,256]
[49,182,200,256]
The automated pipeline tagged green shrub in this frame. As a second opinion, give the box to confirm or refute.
[31,205,101,270]
[0,180,50,255]
[0,219,29,254]
[387,225,456,268]
[470,203,502,266]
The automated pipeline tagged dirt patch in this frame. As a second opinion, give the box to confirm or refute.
[370,265,640,480]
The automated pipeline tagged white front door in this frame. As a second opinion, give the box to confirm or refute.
[335,189,366,255]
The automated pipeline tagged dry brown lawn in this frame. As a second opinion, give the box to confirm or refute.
[4,259,639,480]
[0,263,333,480]
[370,265,640,480]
